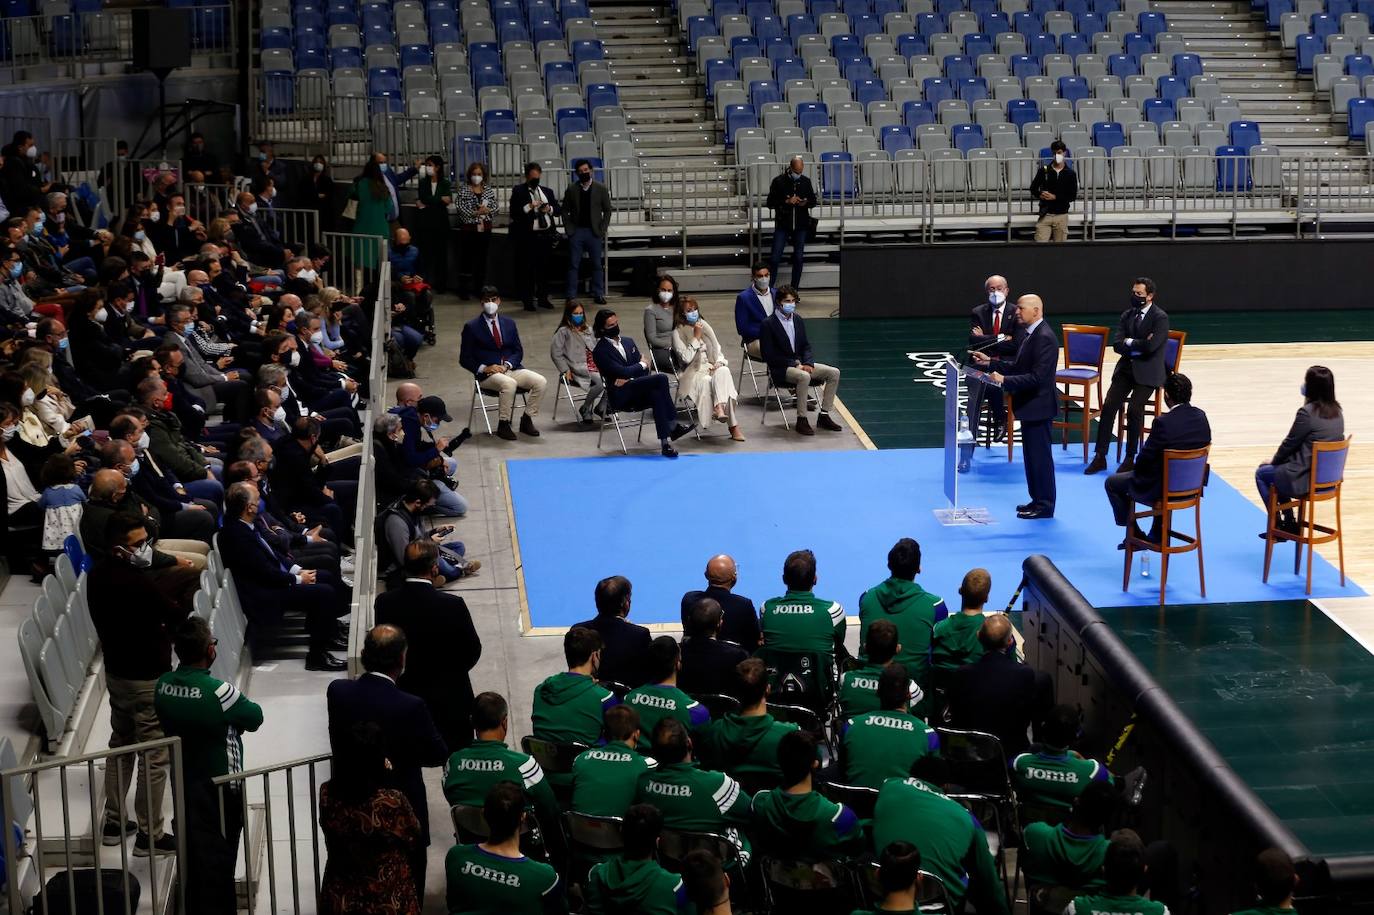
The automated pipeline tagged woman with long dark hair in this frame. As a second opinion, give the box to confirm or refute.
[454,160,496,299]
[1256,364,1345,533]
[413,154,452,292]
[346,158,391,266]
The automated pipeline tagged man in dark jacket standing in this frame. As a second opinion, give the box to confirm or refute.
[1086,277,1171,475]
[765,156,817,290]
[508,162,561,311]
[562,159,612,304]
[1030,140,1078,242]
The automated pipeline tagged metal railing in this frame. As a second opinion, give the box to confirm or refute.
[2,737,187,915]
[53,142,183,228]
[0,6,233,79]
[269,206,321,251]
[184,181,250,227]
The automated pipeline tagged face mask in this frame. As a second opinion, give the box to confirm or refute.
[57,337,69,351]
[482,300,499,316]
[989,290,1005,306]
[1,425,16,441]
[754,276,769,291]
[128,458,141,477]
[527,177,539,188]
[148,210,161,223]
[470,174,483,184]
[134,230,146,242]
[264,187,276,200]
[173,205,185,217]
[309,330,324,345]
[246,202,258,215]
[424,421,440,432]
[288,349,300,366]
[657,290,673,303]
[273,405,286,423]
[21,388,35,406]
[579,172,592,184]
[419,165,431,177]
[25,146,36,159]
[54,213,65,225]
[312,162,324,173]
[603,323,620,339]
[124,543,153,567]
[684,310,699,324]
[299,268,317,282]
[1131,294,1147,309]
[1300,384,1307,397]
[379,162,389,173]
[93,307,107,323]
[117,152,127,159]
[1054,153,1065,165]
[9,262,22,278]
[780,301,797,315]
[136,431,149,451]
[570,313,584,326]
[257,151,268,161]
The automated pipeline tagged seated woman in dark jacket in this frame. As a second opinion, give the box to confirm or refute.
[1256,364,1345,534]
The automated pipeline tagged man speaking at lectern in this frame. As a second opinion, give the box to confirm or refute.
[971,295,1060,519]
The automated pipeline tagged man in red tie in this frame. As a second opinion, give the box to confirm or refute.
[966,274,1024,445]
[458,287,548,441]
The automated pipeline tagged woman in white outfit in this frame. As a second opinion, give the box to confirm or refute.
[672,296,745,442]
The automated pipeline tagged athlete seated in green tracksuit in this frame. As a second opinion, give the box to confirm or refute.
[625,636,710,753]
[1012,705,1113,813]
[759,549,849,684]
[750,730,863,861]
[930,568,992,685]
[571,704,657,818]
[1065,829,1170,915]
[445,781,568,914]
[584,804,689,915]
[850,839,926,915]
[531,625,620,748]
[839,619,922,719]
[694,658,798,782]
[841,665,940,790]
[1231,848,1299,915]
[857,538,949,703]
[1020,780,1115,893]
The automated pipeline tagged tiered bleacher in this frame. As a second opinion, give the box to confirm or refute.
[1269,0,1374,139]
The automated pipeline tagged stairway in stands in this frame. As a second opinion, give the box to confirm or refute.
[1154,0,1345,152]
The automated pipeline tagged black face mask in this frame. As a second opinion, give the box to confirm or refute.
[603,324,620,339]
[1131,294,1147,309]
[528,178,540,188]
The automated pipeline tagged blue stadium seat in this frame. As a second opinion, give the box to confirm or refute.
[687,16,716,49]
[731,37,762,64]
[1011,54,1041,77]
[1137,11,1166,37]
[572,39,604,66]
[531,18,562,43]
[1030,0,1057,14]
[326,3,358,27]
[971,0,998,15]
[982,12,1011,34]
[756,15,785,41]
[903,99,936,126]
[1061,32,1090,58]
[561,0,589,21]
[472,64,504,91]
[367,67,399,96]
[1215,145,1251,190]
[937,0,963,15]
[587,83,620,111]
[798,102,830,135]
[1094,0,1120,12]
[787,13,817,35]
[832,34,860,57]
[957,76,989,101]
[1143,97,1174,124]
[1229,120,1261,148]
[1108,54,1138,76]
[264,71,295,112]
[556,106,591,139]
[1265,0,1292,28]
[874,0,902,15]
[952,122,985,151]
[262,27,292,50]
[923,76,955,103]
[1013,11,1040,35]
[1058,75,1089,101]
[1008,98,1040,126]
[1346,54,1374,80]
[1172,53,1202,81]
[725,104,757,146]
[400,44,432,68]
[0,0,33,16]
[898,32,928,56]
[470,43,501,69]
[330,46,362,69]
[813,0,839,14]
[296,46,327,69]
[1123,32,1152,58]
[1027,32,1058,58]
[917,12,942,38]
[1157,75,1187,103]
[1349,97,1374,139]
[944,54,975,79]
[545,61,577,87]
[1311,12,1338,40]
[706,59,736,97]
[854,78,886,105]
[482,108,516,138]
[821,150,857,199]
[882,123,915,152]
[854,13,882,39]
[1064,0,1090,17]
[844,57,876,80]
[431,21,460,44]
[964,33,994,57]
[776,58,806,82]
[751,80,781,107]
[1295,33,1322,73]
[1078,11,1105,34]
[1092,120,1125,149]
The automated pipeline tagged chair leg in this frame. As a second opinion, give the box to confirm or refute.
[596,412,607,449]
[1262,488,1277,584]
[637,408,646,444]
[1195,503,1206,598]
[1122,539,1133,591]
[1081,392,1091,463]
[1337,493,1345,586]
[1305,500,1316,596]
[612,413,628,454]
[1158,512,1170,606]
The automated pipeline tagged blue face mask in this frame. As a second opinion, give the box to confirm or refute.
[284,321,296,334]
[379,162,389,173]
[1300,384,1307,396]
[8,262,21,278]
[257,151,268,161]
[57,337,69,351]
[128,458,140,477]
[684,310,700,324]
[570,313,584,326]
[134,230,146,242]
[424,421,440,432]
[780,301,797,315]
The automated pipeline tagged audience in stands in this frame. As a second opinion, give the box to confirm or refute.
[643,272,679,371]
[758,285,843,435]
[376,478,478,586]
[454,160,496,298]
[569,705,654,818]
[759,548,848,672]
[508,161,560,311]
[624,636,710,752]
[388,383,468,515]
[548,299,606,424]
[695,658,798,784]
[411,155,452,293]
[735,262,774,360]
[858,537,948,701]
[459,286,547,440]
[573,574,652,688]
[673,295,744,441]
[531,625,619,750]
[840,619,920,719]
[678,597,750,698]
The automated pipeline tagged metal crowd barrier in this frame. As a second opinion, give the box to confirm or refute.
[270,206,321,252]
[0,6,232,78]
[320,230,387,298]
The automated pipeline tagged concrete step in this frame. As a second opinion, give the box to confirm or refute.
[602,38,679,55]
[640,153,729,168]
[1153,1,1254,13]
[616,81,698,101]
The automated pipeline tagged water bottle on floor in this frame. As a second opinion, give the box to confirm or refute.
[1141,555,1151,578]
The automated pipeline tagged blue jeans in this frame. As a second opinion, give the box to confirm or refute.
[183,477,224,508]
[565,226,605,299]
[769,226,807,289]
[393,323,423,357]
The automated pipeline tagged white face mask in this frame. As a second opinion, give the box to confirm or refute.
[419,165,431,177]
[247,202,258,215]
[21,388,35,406]
[93,307,108,323]
[123,542,153,567]
[25,146,37,159]
[172,205,185,217]
[470,174,483,185]
[1,424,16,441]
[309,330,324,345]
[754,276,769,291]
[148,210,161,223]
[136,431,150,451]
[312,162,324,173]
[264,187,276,199]
[299,268,317,282]
[988,290,1006,306]
[273,405,287,423]
[657,290,673,303]
[1054,153,1066,165]
[288,349,300,366]
[482,300,499,316]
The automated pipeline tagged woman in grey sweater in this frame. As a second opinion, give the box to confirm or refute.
[549,300,605,423]
[1256,364,1345,533]
[642,272,680,372]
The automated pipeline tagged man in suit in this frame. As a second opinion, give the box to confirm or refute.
[231,191,289,269]
[217,481,346,670]
[270,418,357,544]
[374,540,482,751]
[766,156,817,290]
[679,553,761,652]
[1105,372,1210,547]
[967,274,1025,445]
[678,597,750,698]
[507,162,561,311]
[971,293,1060,519]
[573,575,653,689]
[166,301,250,421]
[562,159,613,304]
[734,262,775,358]
[946,614,1053,758]
[591,308,692,458]
[458,287,547,441]
[758,285,842,436]
[1086,277,1170,475]
[326,623,448,900]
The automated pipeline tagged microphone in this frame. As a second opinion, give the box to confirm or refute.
[967,334,1009,354]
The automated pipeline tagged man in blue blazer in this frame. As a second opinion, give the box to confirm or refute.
[972,294,1061,519]
[734,262,776,357]
[1105,371,1211,546]
[590,308,691,458]
[757,286,843,436]
[573,575,654,688]
[458,287,547,441]
[326,623,448,901]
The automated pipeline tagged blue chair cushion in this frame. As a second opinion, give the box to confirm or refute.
[1056,367,1100,380]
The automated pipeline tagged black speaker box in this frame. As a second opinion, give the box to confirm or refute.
[131,9,192,72]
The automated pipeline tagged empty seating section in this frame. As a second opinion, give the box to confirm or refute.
[0,0,229,61]
[698,0,1278,189]
[259,0,643,191]
[1265,0,1374,138]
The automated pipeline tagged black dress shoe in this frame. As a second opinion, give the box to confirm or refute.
[661,443,679,458]
[816,412,842,432]
[496,420,518,441]
[1016,502,1033,513]
[669,423,693,441]
[538,299,556,310]
[993,427,1007,443]
[1083,455,1108,475]
[519,415,541,437]
[1116,457,1135,474]
[328,635,349,651]
[1017,508,1054,519]
[593,295,607,305]
[305,652,346,672]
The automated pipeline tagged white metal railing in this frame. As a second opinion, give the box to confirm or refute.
[0,6,232,77]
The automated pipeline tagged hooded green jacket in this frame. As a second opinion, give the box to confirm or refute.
[583,855,688,915]
[694,712,799,777]
[930,612,987,674]
[1019,821,1108,890]
[531,672,618,746]
[858,578,949,685]
[750,787,863,860]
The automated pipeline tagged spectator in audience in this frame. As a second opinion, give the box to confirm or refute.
[373,152,418,223]
[549,299,605,424]
[155,616,264,915]
[1233,849,1298,915]
[182,133,218,181]
[218,480,346,670]
[643,273,679,371]
[562,158,612,305]
[66,289,124,390]
[441,692,561,841]
[0,244,41,323]
[1020,780,1115,893]
[455,160,496,299]
[839,619,920,719]
[39,317,101,404]
[873,755,1009,915]
[758,286,842,435]
[694,658,798,783]
[81,468,206,574]
[105,436,213,546]
[2,131,49,210]
[327,624,448,899]
[103,280,157,349]
[376,478,477,586]
[225,458,345,581]
[412,155,452,292]
[272,416,357,543]
[232,191,289,269]
[1031,140,1078,243]
[251,141,288,189]
[88,513,186,856]
[570,705,656,818]
[0,401,48,577]
[584,804,686,915]
[625,636,709,751]
[751,730,863,861]
[165,302,249,420]
[137,375,222,482]
[1256,365,1344,536]
[17,356,79,439]
[531,625,619,748]
[947,614,1052,758]
[841,664,940,789]
[634,719,754,867]
[374,540,481,751]
[388,384,467,514]
[931,568,991,684]
[678,597,749,698]
[682,849,733,915]
[673,295,743,441]
[766,156,816,290]
[1013,704,1113,812]
[574,575,653,688]
[307,155,337,233]
[36,451,84,561]
[759,548,847,662]
[854,842,926,915]
[445,781,568,915]
[508,162,560,311]
[319,720,422,915]
[1065,830,1168,915]
[247,386,289,443]
[680,553,761,652]
[591,307,691,458]
[372,411,424,507]
[858,537,949,700]
[734,262,774,359]
[459,286,547,440]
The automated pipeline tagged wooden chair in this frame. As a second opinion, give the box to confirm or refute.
[1122,446,1210,605]
[1052,324,1108,462]
[1114,329,1187,460]
[1263,436,1351,595]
